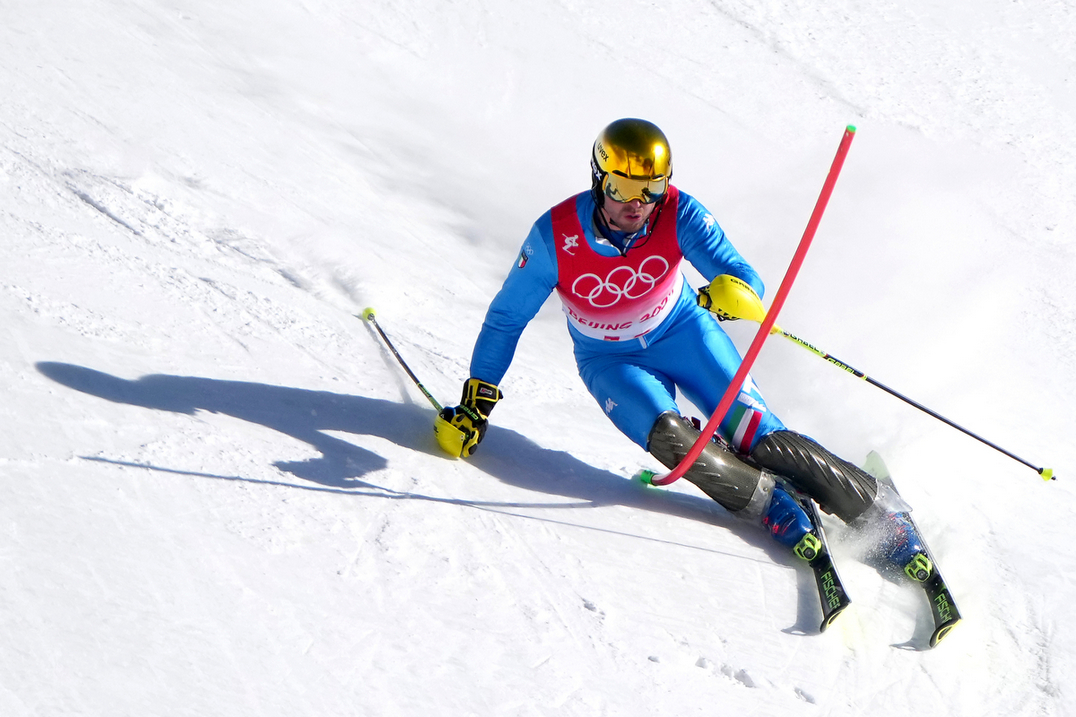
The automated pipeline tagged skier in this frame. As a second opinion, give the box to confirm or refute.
[436,118,925,572]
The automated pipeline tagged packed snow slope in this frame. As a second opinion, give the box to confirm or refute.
[2,1,1075,715]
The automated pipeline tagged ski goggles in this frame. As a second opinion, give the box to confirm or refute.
[601,172,669,204]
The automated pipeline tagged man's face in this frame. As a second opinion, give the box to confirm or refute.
[602,196,656,234]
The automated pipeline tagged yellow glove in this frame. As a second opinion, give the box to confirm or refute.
[435,378,503,458]
[697,275,765,323]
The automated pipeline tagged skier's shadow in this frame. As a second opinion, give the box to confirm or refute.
[35,362,731,526]
[38,361,837,636]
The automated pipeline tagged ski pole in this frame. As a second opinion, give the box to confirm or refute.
[774,326,1056,481]
[646,125,857,487]
[360,308,473,457]
[701,278,1056,480]
[359,307,444,412]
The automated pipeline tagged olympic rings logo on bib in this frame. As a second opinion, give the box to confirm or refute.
[571,256,670,308]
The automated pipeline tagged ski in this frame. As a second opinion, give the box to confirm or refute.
[639,448,851,633]
[787,485,852,632]
[863,451,962,647]
[919,552,962,647]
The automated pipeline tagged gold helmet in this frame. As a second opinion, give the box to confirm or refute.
[590,118,673,205]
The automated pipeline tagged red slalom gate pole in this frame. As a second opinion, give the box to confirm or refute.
[648,125,857,486]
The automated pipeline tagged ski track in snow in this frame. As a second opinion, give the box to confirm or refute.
[2,0,1075,715]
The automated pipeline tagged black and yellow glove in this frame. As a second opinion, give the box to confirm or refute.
[697,275,764,322]
[434,378,503,458]
[697,283,736,321]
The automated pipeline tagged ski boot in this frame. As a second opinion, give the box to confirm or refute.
[854,483,933,582]
[876,510,933,582]
[762,482,820,561]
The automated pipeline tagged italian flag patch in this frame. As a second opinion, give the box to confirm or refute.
[725,404,763,453]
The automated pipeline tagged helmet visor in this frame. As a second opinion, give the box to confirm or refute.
[602,172,668,204]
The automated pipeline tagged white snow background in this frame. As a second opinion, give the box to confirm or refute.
[3,0,1075,715]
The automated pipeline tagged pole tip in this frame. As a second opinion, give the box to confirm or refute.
[361,307,376,321]
[1041,467,1055,481]
[846,124,857,134]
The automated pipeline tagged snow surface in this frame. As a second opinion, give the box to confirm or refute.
[2,0,1075,714]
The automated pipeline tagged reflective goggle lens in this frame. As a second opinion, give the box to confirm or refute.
[602,173,668,204]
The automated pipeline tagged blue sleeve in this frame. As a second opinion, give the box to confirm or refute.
[675,190,765,299]
[469,213,558,385]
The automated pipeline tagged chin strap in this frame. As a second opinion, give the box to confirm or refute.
[591,195,667,254]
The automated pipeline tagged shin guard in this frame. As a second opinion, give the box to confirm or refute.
[647,411,772,516]
[750,430,878,522]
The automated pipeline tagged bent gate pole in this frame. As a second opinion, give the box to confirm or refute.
[649,125,857,486]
